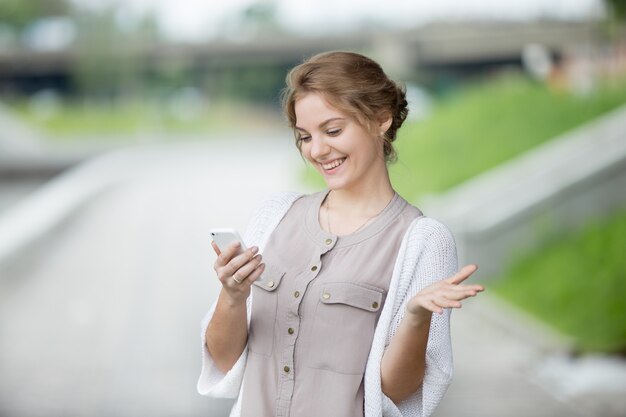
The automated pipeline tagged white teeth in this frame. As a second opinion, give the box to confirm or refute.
[322,158,346,170]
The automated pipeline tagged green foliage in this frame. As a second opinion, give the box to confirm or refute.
[10,99,283,141]
[72,7,160,98]
[0,0,70,30]
[214,65,287,103]
[492,209,626,354]
[605,0,626,21]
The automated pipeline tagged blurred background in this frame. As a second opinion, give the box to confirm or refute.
[0,0,625,416]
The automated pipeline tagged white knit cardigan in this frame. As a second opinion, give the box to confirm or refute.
[198,192,458,417]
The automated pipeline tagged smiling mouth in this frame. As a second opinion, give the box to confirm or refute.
[321,157,346,171]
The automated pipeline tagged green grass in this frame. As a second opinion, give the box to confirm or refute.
[491,209,626,354]
[394,74,626,201]
[303,73,626,202]
[10,99,284,142]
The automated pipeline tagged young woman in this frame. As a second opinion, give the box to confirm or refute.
[198,51,484,417]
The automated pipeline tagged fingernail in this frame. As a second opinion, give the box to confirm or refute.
[251,246,259,254]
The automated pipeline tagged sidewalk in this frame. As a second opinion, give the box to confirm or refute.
[433,296,589,417]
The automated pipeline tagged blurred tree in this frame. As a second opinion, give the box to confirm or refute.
[603,0,626,47]
[217,0,283,39]
[72,6,160,99]
[0,0,71,31]
[241,0,282,36]
[605,0,626,21]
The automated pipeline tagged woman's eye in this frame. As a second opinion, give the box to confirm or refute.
[298,135,311,143]
[327,129,341,136]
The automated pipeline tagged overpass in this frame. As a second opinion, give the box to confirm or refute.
[0,20,602,95]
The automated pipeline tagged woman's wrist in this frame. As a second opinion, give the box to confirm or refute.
[218,288,248,309]
[404,306,433,327]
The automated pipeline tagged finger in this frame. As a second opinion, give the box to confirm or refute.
[448,264,478,285]
[435,296,462,309]
[231,254,263,284]
[211,241,221,256]
[247,262,266,284]
[418,299,444,315]
[215,241,242,267]
[436,286,482,300]
[450,284,485,295]
[412,296,443,313]
[465,284,485,293]
[222,246,259,277]
[224,275,244,289]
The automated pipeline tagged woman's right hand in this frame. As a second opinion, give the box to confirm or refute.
[211,241,265,305]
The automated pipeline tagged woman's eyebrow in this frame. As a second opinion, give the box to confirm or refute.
[295,117,345,131]
[319,117,345,128]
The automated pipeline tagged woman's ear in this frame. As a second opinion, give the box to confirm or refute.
[378,114,393,134]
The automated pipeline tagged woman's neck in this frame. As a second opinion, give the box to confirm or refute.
[326,176,395,219]
[319,167,395,236]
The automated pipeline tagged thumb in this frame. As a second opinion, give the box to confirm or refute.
[448,264,478,285]
[211,241,222,256]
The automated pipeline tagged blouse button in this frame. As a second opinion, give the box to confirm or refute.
[372,301,379,309]
[294,291,300,298]
[311,265,318,271]
[288,327,294,335]
[322,292,330,300]
[284,366,290,373]
[267,281,275,288]
[325,238,332,245]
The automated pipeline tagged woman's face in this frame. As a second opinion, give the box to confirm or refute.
[294,93,386,192]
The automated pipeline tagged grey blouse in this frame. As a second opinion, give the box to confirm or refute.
[240,189,423,417]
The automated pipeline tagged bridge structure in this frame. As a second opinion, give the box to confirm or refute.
[0,20,602,95]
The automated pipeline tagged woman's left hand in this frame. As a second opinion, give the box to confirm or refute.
[406,264,484,318]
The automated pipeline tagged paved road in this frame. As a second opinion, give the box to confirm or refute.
[0,180,47,215]
[0,138,588,417]
[0,138,306,417]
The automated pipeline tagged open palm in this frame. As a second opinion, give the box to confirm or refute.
[407,264,485,316]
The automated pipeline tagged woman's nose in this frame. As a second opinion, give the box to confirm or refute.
[309,136,330,160]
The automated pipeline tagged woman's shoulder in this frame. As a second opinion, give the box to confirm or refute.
[247,190,320,226]
[412,215,454,237]
[258,190,306,207]
[249,191,304,216]
[244,191,306,248]
[255,189,326,213]
[393,193,452,239]
[401,212,457,255]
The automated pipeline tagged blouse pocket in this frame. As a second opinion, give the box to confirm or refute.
[248,264,285,357]
[307,282,385,375]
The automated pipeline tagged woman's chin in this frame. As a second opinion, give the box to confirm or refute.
[322,177,349,191]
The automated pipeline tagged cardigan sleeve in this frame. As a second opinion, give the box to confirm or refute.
[381,217,458,417]
[196,191,303,398]
[196,296,252,398]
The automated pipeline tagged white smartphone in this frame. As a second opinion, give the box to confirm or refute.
[210,228,247,256]
[210,228,264,284]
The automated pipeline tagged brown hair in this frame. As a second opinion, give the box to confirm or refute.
[281,51,408,163]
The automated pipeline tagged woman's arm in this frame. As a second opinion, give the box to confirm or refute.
[380,264,483,404]
[205,241,265,374]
